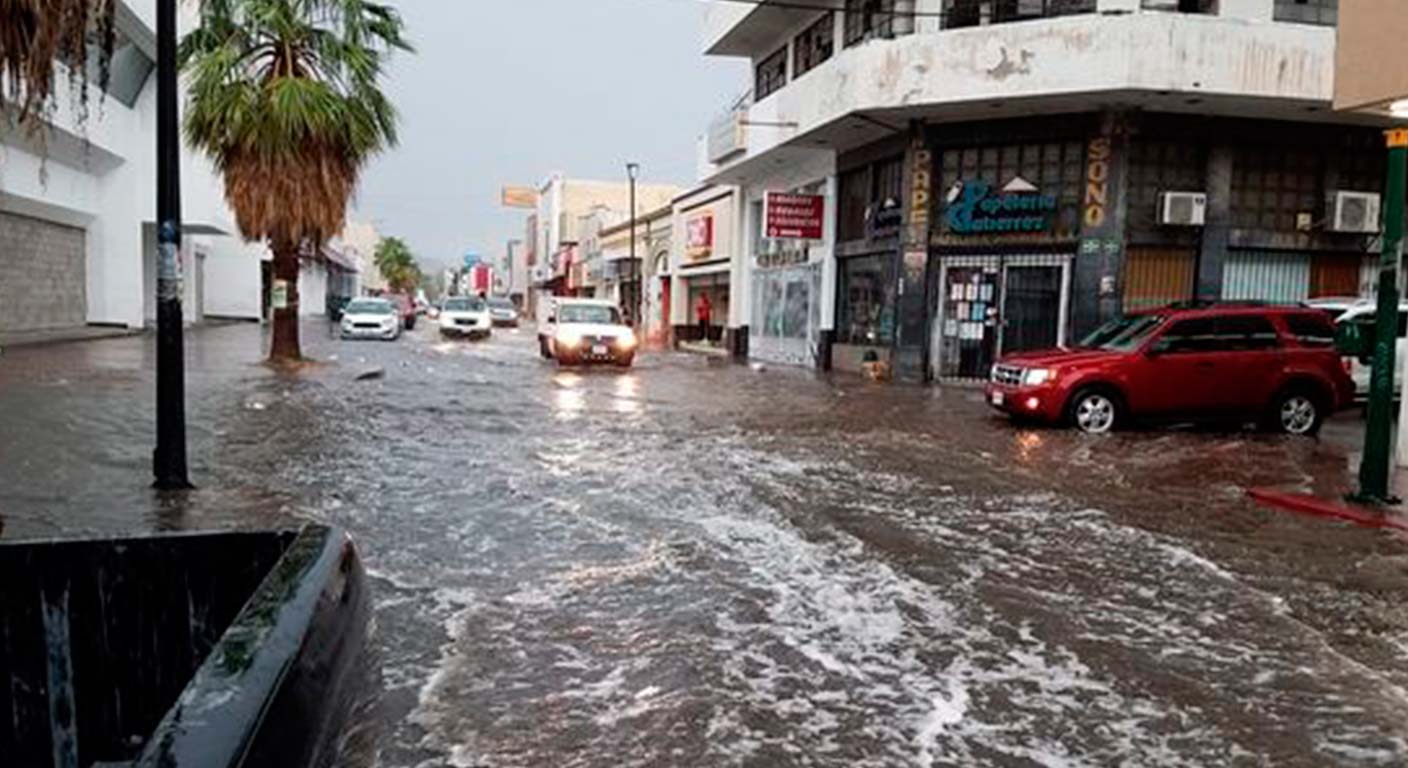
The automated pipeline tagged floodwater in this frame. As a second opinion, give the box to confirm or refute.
[4,322,1408,767]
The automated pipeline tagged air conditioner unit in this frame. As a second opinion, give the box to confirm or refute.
[1158,192,1207,227]
[1328,190,1382,234]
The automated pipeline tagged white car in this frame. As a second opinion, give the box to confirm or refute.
[340,298,401,341]
[538,298,637,367]
[438,296,492,339]
[1333,300,1408,398]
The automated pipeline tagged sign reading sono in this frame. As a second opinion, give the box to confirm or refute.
[765,192,825,240]
[944,180,1057,234]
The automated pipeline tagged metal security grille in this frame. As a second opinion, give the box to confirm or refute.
[1309,252,1367,298]
[935,252,1071,380]
[1222,251,1311,304]
[1123,247,1195,312]
[0,211,86,333]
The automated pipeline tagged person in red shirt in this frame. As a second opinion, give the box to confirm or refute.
[696,292,712,342]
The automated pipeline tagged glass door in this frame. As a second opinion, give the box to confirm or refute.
[938,265,1002,380]
[1001,265,1063,354]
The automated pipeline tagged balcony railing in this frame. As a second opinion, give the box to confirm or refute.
[940,0,1097,30]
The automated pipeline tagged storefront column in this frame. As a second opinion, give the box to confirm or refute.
[894,122,933,382]
[1195,145,1233,301]
[1074,112,1132,338]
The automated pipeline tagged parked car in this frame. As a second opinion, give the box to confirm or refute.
[487,296,519,327]
[1331,300,1408,398]
[985,302,1355,436]
[388,293,417,330]
[438,296,492,339]
[339,298,401,341]
[538,297,637,367]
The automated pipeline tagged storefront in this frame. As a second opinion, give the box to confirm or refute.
[749,182,829,367]
[671,187,738,347]
[832,149,905,373]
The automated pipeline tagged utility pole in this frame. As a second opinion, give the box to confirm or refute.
[627,162,640,331]
[154,0,191,490]
[1355,127,1408,504]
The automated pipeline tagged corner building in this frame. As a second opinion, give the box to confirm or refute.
[699,0,1390,381]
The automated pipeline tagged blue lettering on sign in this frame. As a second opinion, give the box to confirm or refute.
[945,181,1058,234]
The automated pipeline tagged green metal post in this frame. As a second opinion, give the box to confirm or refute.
[1355,128,1408,505]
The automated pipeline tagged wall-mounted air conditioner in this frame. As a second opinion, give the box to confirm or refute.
[1158,192,1207,227]
[1328,191,1382,234]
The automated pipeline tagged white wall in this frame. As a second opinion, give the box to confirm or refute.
[203,240,264,319]
[300,262,328,317]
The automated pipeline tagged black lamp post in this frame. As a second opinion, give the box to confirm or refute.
[154,0,191,490]
[626,162,640,331]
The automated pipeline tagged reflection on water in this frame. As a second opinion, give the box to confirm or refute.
[1012,430,1044,464]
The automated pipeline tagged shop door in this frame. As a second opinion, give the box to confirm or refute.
[938,266,1001,379]
[1124,247,1195,312]
[1309,252,1365,298]
[1222,251,1310,304]
[1002,266,1062,354]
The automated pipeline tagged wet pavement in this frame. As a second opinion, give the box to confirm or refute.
[4,321,1408,767]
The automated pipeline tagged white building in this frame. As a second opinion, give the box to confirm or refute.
[0,0,269,336]
[699,0,1382,379]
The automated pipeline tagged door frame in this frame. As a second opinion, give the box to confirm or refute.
[930,252,1073,381]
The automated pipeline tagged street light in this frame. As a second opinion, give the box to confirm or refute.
[626,162,641,332]
[154,0,191,490]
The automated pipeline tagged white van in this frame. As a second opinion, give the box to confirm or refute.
[537,297,637,367]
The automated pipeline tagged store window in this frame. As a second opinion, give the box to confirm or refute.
[844,0,915,48]
[836,254,895,345]
[755,46,788,101]
[794,13,835,78]
[1274,0,1337,26]
[1128,140,1206,233]
[1140,0,1217,12]
[838,167,871,242]
[1231,146,1321,232]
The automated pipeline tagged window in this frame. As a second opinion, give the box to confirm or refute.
[1156,317,1216,353]
[1213,315,1281,351]
[755,45,787,101]
[844,0,914,48]
[1284,313,1337,348]
[1231,146,1321,232]
[937,140,1085,236]
[1274,0,1337,26]
[945,0,1096,29]
[794,13,835,78]
[872,155,904,208]
[836,255,896,345]
[838,167,871,241]
[1141,0,1217,12]
[1346,312,1408,339]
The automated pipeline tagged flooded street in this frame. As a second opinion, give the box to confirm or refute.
[5,323,1408,767]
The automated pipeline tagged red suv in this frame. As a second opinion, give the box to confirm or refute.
[985,303,1355,436]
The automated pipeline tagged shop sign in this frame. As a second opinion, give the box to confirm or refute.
[1085,137,1111,229]
[686,213,715,261]
[765,192,825,240]
[865,202,903,240]
[944,180,1057,234]
[757,246,809,269]
[909,148,932,242]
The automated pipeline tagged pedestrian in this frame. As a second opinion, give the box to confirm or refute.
[696,292,712,343]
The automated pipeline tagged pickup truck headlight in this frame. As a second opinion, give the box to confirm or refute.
[557,330,582,348]
[616,330,637,349]
[1023,368,1054,386]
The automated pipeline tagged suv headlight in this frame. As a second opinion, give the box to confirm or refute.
[1023,368,1054,386]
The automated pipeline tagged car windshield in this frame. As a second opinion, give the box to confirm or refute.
[1079,314,1166,351]
[347,300,393,315]
[558,305,621,324]
[443,298,483,312]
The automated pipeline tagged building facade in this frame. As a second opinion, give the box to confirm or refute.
[670,186,745,352]
[0,0,268,336]
[699,0,1383,380]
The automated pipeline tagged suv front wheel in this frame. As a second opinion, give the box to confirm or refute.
[1269,388,1324,437]
[1067,388,1122,435]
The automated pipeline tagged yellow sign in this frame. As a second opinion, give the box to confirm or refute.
[501,186,539,209]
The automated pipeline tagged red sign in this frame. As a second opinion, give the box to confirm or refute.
[471,264,494,294]
[686,213,715,260]
[764,192,825,240]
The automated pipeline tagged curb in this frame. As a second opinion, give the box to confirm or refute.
[1247,488,1408,534]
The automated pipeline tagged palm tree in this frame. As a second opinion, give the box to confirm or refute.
[373,235,420,294]
[1,0,114,130]
[181,0,409,362]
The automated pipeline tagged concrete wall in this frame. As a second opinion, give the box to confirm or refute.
[0,211,87,331]
[300,262,329,318]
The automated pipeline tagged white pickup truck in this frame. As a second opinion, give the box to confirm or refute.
[537,297,637,367]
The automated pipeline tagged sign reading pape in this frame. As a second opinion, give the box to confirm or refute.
[764,192,825,240]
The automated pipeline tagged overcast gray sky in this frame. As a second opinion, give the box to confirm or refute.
[353,0,748,271]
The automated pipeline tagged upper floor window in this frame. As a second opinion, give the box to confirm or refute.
[755,46,787,101]
[844,0,915,48]
[1141,0,1217,11]
[945,0,1097,29]
[794,12,835,78]
[1274,0,1337,26]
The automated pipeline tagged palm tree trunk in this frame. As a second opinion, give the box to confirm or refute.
[270,239,302,361]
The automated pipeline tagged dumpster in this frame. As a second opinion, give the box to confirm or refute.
[0,525,375,768]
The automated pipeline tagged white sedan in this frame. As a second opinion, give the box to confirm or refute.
[438,297,492,340]
[340,298,401,341]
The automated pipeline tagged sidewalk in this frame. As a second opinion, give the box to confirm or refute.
[675,340,729,358]
[0,325,144,349]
